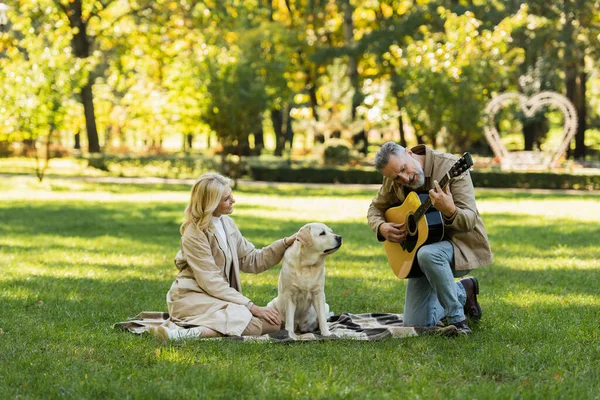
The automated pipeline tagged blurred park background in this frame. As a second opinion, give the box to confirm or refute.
[2,2,600,398]
[0,0,600,186]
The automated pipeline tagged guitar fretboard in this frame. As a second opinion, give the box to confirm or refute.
[413,173,451,221]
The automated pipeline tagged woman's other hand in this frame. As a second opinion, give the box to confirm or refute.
[250,305,281,326]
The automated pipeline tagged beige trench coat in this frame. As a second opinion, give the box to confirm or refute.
[167,216,287,336]
[367,145,493,271]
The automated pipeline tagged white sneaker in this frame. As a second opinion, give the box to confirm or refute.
[150,325,204,341]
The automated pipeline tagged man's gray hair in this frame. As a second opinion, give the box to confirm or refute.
[374,142,406,172]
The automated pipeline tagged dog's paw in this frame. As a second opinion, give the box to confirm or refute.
[320,329,332,337]
[284,326,297,340]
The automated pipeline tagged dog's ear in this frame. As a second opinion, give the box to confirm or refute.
[297,225,313,247]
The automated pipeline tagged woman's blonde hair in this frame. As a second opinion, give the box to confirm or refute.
[180,172,232,234]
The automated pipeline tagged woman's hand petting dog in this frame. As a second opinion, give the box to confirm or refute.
[250,305,281,326]
[284,234,298,247]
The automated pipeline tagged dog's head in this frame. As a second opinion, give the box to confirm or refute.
[296,222,342,256]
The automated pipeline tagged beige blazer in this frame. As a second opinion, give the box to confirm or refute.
[167,216,287,336]
[367,145,493,271]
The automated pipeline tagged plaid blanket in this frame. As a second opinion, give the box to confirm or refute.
[114,312,431,341]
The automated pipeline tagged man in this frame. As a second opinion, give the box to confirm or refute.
[367,142,493,335]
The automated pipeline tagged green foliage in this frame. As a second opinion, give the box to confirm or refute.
[0,0,599,161]
[1,176,600,398]
[201,57,268,154]
[0,0,84,144]
[397,8,526,150]
[323,140,352,165]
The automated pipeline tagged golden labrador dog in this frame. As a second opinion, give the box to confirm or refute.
[267,222,342,338]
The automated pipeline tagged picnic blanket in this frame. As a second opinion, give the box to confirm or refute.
[113,312,442,341]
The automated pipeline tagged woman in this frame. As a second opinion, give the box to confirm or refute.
[151,172,296,341]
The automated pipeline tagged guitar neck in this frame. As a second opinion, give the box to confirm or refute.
[413,173,451,221]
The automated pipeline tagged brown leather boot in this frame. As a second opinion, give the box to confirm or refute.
[459,277,482,322]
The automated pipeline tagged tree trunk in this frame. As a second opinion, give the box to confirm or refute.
[181,133,194,153]
[236,136,250,156]
[74,131,81,150]
[285,105,294,152]
[563,6,576,160]
[398,112,407,148]
[306,73,319,123]
[565,63,576,159]
[254,127,264,156]
[522,118,538,151]
[66,0,100,153]
[341,0,361,121]
[80,81,100,153]
[182,133,193,152]
[271,108,284,156]
[391,73,407,147]
[296,49,319,126]
[522,116,548,152]
[574,66,586,159]
[351,129,368,155]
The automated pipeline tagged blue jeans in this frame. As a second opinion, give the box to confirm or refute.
[403,241,469,327]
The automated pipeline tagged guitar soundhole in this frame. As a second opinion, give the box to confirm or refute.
[406,213,417,236]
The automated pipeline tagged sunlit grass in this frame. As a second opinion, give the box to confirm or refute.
[0,157,100,176]
[1,176,599,398]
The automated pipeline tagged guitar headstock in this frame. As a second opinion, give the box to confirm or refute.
[449,152,474,178]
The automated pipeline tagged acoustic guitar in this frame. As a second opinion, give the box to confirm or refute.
[383,152,474,279]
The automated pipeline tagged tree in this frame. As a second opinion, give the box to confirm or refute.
[506,0,600,159]
[52,0,176,153]
[0,0,83,179]
[52,0,105,152]
[200,53,268,180]
[374,5,524,151]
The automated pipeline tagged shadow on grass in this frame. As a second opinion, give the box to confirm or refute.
[0,202,322,247]
[2,202,599,286]
[3,181,600,398]
[8,206,594,257]
[477,190,600,201]
[2,195,599,311]
[477,262,600,297]
[3,271,598,373]
[0,272,403,329]
[235,185,374,198]
[50,181,193,193]
[484,213,600,259]
[0,202,180,242]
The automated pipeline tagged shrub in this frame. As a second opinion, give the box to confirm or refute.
[86,155,109,171]
[80,154,221,178]
[250,165,380,184]
[471,171,600,190]
[249,165,600,190]
[78,153,600,190]
[322,140,352,165]
[0,141,15,157]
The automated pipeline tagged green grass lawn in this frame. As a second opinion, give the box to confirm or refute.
[1,176,599,399]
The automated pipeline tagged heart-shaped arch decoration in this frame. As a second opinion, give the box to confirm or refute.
[484,91,578,170]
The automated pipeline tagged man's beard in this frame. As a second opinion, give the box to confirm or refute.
[408,157,425,189]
